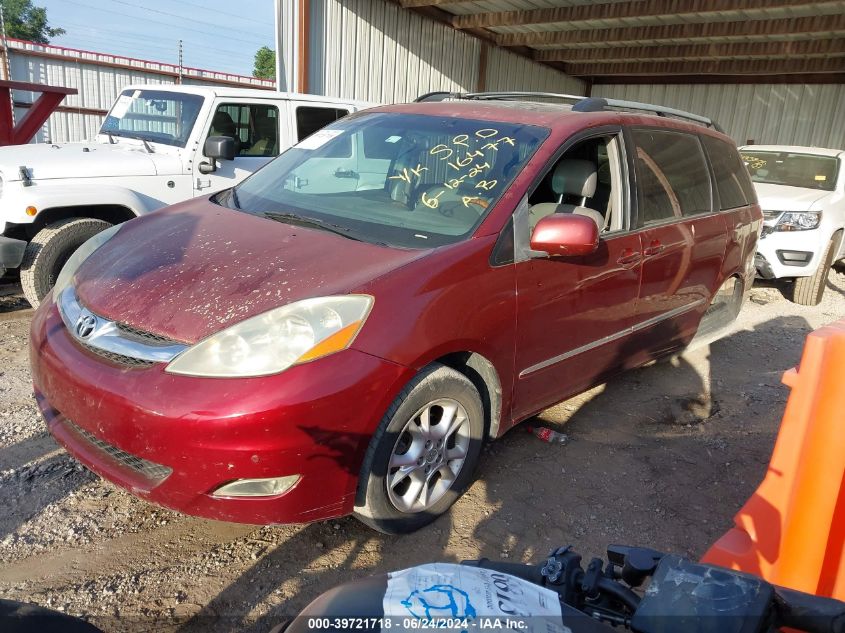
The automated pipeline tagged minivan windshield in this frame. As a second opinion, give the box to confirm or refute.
[100,89,204,147]
[741,150,838,192]
[223,112,550,248]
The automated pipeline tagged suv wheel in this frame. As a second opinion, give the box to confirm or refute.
[20,218,113,308]
[354,364,484,534]
[793,234,840,306]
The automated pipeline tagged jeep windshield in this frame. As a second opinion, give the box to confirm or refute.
[100,89,204,148]
[742,150,838,192]
[222,112,549,248]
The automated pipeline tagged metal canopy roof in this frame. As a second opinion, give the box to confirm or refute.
[396,0,845,84]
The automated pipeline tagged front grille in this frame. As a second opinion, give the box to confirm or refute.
[67,419,172,485]
[115,322,182,346]
[77,340,155,368]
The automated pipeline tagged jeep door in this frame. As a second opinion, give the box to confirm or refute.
[624,127,727,362]
[512,129,643,420]
[193,100,287,195]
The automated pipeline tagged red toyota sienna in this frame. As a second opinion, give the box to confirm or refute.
[30,94,762,533]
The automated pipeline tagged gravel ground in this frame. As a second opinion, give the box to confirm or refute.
[1,269,844,632]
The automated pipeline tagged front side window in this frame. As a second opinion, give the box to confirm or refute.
[741,150,838,192]
[208,103,280,157]
[632,129,712,226]
[100,89,204,147]
[223,112,549,248]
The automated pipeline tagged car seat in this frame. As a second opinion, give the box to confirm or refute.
[529,159,604,231]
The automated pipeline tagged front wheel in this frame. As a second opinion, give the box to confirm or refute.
[20,218,113,308]
[354,364,485,534]
[793,235,839,306]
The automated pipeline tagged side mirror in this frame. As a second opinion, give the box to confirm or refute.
[198,136,237,174]
[530,214,599,257]
[204,136,237,161]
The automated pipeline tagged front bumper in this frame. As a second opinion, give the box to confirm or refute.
[755,228,825,279]
[30,301,411,524]
[0,235,26,269]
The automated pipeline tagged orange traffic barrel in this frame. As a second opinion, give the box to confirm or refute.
[702,319,845,599]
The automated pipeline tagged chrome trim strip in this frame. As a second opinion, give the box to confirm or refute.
[519,298,706,378]
[58,288,187,363]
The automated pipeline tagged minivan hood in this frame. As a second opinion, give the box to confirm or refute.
[753,182,830,212]
[73,200,428,344]
[0,141,169,181]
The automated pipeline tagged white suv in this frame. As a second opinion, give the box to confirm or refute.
[0,85,373,306]
[740,145,845,305]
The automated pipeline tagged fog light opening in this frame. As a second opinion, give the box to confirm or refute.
[211,475,300,498]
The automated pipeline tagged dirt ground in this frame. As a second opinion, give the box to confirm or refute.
[1,269,844,632]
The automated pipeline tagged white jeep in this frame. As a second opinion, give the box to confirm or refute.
[740,145,845,305]
[0,84,372,306]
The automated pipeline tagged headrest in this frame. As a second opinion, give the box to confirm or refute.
[211,111,236,136]
[551,159,597,198]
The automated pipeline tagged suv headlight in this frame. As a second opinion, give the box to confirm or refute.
[773,211,822,232]
[52,223,123,300]
[165,295,374,378]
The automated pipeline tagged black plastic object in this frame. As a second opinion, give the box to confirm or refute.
[630,555,774,633]
[571,98,608,112]
[607,545,665,588]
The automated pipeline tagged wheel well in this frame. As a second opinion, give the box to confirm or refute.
[23,205,137,238]
[433,352,503,441]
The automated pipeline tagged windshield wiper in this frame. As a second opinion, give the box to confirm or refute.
[229,187,241,209]
[263,212,362,241]
[115,132,154,153]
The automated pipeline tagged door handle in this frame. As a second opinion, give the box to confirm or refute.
[616,250,641,266]
[643,240,664,256]
[334,168,359,179]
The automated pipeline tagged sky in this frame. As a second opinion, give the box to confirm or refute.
[38,0,276,77]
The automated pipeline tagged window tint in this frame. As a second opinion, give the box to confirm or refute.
[632,129,712,226]
[296,106,350,158]
[209,103,279,157]
[701,135,756,209]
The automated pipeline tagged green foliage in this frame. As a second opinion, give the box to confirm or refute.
[0,0,64,44]
[253,46,275,80]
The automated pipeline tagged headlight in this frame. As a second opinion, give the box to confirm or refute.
[165,295,374,378]
[774,211,822,231]
[52,223,123,300]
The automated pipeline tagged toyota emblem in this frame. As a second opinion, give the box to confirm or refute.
[75,313,97,339]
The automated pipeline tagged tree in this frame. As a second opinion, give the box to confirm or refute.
[253,46,275,80]
[0,0,64,44]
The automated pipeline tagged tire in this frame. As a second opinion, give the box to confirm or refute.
[20,218,112,308]
[354,364,485,534]
[793,234,839,306]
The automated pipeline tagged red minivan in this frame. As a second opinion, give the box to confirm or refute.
[29,94,762,533]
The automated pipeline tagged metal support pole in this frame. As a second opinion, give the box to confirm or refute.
[178,39,183,84]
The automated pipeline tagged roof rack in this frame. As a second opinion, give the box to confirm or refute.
[414,91,724,133]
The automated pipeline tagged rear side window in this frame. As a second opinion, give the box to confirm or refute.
[631,129,712,226]
[701,135,756,210]
[296,106,350,157]
[296,106,348,140]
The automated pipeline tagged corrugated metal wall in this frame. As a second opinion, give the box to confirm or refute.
[309,0,481,102]
[6,38,274,144]
[484,45,584,95]
[593,83,845,150]
[307,0,584,103]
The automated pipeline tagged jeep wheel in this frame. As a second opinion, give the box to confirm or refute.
[354,364,484,534]
[20,218,113,308]
[793,235,839,306]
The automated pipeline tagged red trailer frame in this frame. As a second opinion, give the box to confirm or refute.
[0,79,77,145]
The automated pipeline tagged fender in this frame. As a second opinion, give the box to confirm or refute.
[3,181,168,225]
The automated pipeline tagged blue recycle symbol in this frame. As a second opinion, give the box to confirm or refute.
[402,584,478,620]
